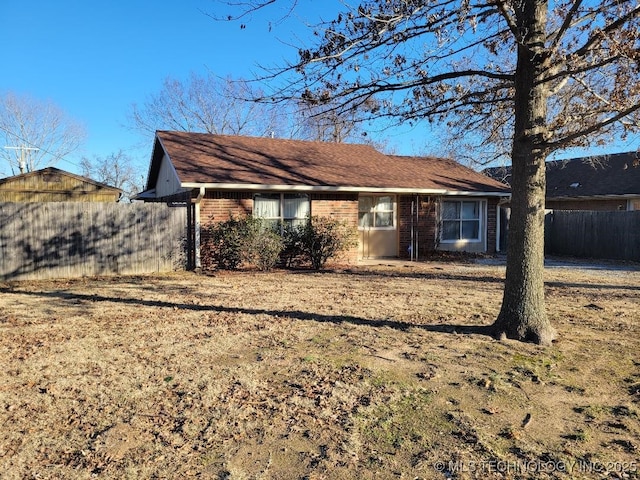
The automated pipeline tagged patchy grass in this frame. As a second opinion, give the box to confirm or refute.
[0,260,639,479]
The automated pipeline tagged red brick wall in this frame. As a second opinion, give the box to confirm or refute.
[199,191,253,225]
[398,195,438,258]
[311,193,359,220]
[311,193,359,264]
[398,195,501,257]
[199,191,360,225]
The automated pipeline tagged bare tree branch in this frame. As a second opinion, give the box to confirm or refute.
[128,73,287,138]
[80,150,144,202]
[0,92,86,175]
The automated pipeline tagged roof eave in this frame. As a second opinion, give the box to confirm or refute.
[180,182,510,197]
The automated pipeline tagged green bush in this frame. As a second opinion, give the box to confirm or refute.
[242,218,285,271]
[201,216,285,271]
[285,216,358,270]
[201,215,356,271]
[281,222,306,267]
[201,216,247,271]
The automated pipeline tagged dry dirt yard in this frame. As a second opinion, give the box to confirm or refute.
[0,259,638,480]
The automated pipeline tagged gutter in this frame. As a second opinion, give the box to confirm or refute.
[180,182,510,197]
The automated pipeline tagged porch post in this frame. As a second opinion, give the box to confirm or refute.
[194,187,205,270]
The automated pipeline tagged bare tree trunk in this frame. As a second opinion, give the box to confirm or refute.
[492,0,556,345]
[493,146,555,344]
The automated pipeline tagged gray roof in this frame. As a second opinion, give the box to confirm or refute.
[485,151,640,198]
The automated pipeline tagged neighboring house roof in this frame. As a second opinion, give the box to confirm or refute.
[0,167,122,202]
[146,130,510,196]
[485,151,640,199]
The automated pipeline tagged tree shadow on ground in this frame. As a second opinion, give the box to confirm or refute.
[0,287,496,339]
[325,266,640,292]
[544,280,640,291]
[303,267,507,285]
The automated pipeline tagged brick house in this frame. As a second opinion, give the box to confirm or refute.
[137,131,510,268]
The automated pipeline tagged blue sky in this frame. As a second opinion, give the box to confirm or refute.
[1,0,370,174]
[1,1,637,178]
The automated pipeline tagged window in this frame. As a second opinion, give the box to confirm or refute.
[359,195,395,229]
[254,193,310,230]
[441,200,481,241]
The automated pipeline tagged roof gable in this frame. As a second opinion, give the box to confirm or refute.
[147,131,509,195]
[0,167,122,202]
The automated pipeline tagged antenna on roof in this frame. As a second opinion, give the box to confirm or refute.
[4,145,39,174]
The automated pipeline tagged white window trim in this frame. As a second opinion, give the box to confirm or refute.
[440,199,485,244]
[358,195,397,231]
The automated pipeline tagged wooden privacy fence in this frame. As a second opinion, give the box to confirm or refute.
[0,202,187,281]
[545,210,640,261]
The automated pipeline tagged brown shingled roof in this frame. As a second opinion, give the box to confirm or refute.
[150,130,510,194]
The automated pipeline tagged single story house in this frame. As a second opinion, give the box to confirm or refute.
[137,130,510,267]
[485,151,640,211]
[0,167,122,202]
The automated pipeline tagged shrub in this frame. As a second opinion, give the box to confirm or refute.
[201,216,284,271]
[242,218,284,271]
[201,215,356,271]
[201,216,247,271]
[286,216,358,270]
[281,222,306,267]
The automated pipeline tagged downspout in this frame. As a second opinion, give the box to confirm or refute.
[194,187,205,270]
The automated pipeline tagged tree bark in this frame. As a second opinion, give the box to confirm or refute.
[492,0,556,345]
[493,145,555,344]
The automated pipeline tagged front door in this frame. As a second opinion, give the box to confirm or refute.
[358,195,398,258]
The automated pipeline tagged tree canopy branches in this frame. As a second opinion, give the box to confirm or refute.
[128,73,285,138]
[0,92,86,176]
[237,0,639,163]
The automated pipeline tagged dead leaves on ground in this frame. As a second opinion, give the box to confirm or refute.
[0,266,639,478]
